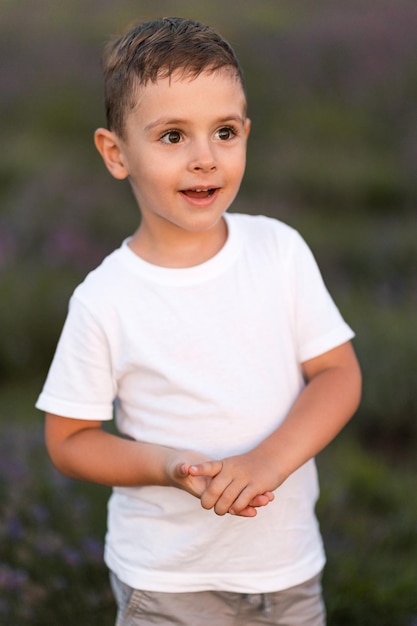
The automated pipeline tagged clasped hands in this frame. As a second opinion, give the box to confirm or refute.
[166,449,278,518]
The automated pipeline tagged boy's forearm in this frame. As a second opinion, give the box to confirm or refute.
[46,421,175,487]
[254,346,362,484]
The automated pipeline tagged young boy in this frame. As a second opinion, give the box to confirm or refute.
[36,17,361,626]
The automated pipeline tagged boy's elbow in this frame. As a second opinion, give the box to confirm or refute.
[348,350,362,416]
[44,421,76,478]
[44,413,99,479]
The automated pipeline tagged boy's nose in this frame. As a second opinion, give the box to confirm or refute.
[188,141,217,172]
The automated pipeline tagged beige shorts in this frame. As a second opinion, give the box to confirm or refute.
[110,570,326,626]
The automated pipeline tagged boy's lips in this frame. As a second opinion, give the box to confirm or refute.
[180,187,219,200]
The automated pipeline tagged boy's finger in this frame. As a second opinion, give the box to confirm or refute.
[250,491,275,506]
[174,462,190,478]
[188,460,223,477]
[249,494,270,508]
[230,506,257,518]
[228,486,266,516]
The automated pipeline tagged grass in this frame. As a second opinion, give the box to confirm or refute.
[1,382,417,625]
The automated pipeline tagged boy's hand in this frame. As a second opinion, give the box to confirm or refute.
[187,452,278,517]
[166,451,274,517]
[165,450,213,499]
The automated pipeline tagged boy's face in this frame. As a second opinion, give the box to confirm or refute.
[104,68,250,243]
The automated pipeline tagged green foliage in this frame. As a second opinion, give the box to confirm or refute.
[318,436,417,626]
[245,99,414,211]
[354,303,417,443]
[0,428,114,624]
[0,264,79,378]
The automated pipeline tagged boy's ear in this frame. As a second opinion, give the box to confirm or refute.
[94,128,129,180]
[244,118,251,139]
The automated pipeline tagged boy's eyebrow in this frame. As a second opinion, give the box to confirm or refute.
[144,114,246,132]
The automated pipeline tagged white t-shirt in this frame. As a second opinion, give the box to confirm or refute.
[37,212,354,593]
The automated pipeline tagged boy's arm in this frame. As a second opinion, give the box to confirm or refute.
[187,341,362,516]
[45,414,273,515]
[45,414,191,487]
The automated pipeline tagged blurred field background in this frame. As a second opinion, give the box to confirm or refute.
[0,0,416,624]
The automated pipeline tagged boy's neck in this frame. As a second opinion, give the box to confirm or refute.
[128,216,228,268]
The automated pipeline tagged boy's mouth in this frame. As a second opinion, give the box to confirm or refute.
[180,187,218,199]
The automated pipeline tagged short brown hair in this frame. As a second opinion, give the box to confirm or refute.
[102,17,245,138]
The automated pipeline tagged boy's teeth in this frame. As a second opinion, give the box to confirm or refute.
[183,188,215,199]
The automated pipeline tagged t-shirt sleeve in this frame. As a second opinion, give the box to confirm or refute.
[35,295,116,420]
[285,230,354,363]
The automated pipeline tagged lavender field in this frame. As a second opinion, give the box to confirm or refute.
[1,1,416,623]
[0,407,114,623]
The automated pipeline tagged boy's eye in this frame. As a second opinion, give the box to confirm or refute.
[215,126,236,141]
[160,130,182,144]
